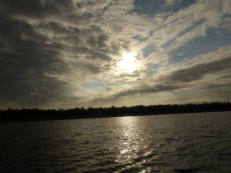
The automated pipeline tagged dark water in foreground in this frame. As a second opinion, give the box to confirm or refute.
[0,112,231,173]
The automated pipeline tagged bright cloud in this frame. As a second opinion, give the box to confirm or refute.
[0,0,231,108]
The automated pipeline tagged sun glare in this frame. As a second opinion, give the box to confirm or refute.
[117,53,137,73]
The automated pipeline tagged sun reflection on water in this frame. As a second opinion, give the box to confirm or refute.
[114,116,161,172]
[115,117,141,162]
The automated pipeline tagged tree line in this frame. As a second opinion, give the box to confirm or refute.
[0,102,231,122]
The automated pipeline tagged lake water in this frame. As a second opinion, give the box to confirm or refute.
[0,111,231,173]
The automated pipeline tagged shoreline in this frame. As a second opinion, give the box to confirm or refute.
[1,102,231,122]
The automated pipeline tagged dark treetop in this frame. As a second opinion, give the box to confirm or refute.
[0,102,231,122]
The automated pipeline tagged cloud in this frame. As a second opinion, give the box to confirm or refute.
[0,0,231,108]
[92,83,185,103]
[91,56,231,104]
[168,56,231,83]
[164,0,177,7]
[0,17,70,107]
[0,0,119,108]
[0,0,75,19]
[139,0,231,58]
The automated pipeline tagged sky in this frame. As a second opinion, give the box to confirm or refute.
[0,0,231,109]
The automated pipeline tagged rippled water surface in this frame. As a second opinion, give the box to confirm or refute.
[0,111,231,173]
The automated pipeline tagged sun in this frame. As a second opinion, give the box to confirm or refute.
[117,53,137,73]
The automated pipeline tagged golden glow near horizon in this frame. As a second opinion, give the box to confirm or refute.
[117,53,138,73]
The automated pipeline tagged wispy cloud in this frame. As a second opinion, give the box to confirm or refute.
[0,0,231,108]
[90,56,231,104]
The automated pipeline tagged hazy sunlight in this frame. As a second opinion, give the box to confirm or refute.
[117,53,137,73]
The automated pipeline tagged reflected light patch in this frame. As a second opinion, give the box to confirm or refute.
[117,53,138,73]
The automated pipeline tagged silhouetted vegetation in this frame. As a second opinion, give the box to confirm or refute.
[0,102,231,122]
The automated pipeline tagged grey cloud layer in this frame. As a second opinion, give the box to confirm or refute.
[0,0,75,19]
[0,16,69,106]
[169,57,231,83]
[0,0,117,107]
[94,56,231,102]
[1,0,231,108]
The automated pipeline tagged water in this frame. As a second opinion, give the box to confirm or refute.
[0,111,231,173]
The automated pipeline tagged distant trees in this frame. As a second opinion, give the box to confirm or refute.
[0,102,231,122]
